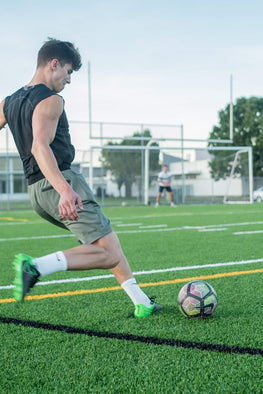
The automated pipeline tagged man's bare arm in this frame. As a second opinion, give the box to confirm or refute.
[32,95,83,221]
[0,99,7,130]
[158,178,170,187]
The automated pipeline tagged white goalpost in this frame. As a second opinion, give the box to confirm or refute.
[84,138,253,206]
[68,119,254,206]
[223,148,253,204]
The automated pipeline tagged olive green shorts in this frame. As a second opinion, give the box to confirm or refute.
[28,169,112,244]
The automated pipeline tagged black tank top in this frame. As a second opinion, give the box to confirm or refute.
[3,84,75,184]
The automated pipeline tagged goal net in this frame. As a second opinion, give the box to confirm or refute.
[221,149,252,204]
[81,139,253,206]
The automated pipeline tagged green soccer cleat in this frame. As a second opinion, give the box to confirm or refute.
[13,254,40,302]
[134,301,163,318]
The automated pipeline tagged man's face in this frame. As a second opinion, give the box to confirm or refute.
[163,166,168,172]
[51,61,73,93]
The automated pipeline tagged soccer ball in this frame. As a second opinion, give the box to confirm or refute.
[177,280,217,318]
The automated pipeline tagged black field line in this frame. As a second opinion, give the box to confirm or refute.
[0,317,262,357]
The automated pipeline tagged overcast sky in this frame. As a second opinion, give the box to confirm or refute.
[1,0,263,143]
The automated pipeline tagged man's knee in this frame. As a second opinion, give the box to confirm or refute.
[96,232,123,269]
[103,246,123,269]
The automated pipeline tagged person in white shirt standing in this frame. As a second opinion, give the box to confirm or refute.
[155,164,175,207]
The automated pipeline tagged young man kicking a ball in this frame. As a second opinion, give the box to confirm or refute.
[0,38,162,318]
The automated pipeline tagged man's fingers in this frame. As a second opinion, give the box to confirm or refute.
[58,191,83,221]
[77,196,84,211]
[59,201,79,221]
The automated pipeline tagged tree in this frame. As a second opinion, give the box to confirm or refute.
[208,96,263,179]
[102,129,159,198]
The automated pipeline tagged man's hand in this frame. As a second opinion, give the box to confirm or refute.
[58,188,83,221]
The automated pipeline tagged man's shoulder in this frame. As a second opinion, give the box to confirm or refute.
[26,85,63,110]
[158,171,172,177]
[5,84,57,102]
[26,84,57,97]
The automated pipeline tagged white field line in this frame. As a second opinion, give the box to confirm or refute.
[0,234,74,242]
[0,221,44,226]
[108,209,263,221]
[139,224,168,229]
[1,220,263,241]
[110,213,193,220]
[1,258,263,291]
[198,228,227,232]
[0,209,262,226]
[116,223,142,227]
[115,221,263,234]
[234,230,263,235]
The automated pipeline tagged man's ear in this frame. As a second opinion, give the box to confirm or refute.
[50,59,59,71]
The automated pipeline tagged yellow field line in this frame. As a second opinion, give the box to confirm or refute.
[1,268,263,304]
[0,217,28,222]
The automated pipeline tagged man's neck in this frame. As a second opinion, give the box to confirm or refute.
[27,68,51,89]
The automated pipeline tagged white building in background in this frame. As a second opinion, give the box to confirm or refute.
[167,149,243,201]
[0,153,28,201]
[0,149,246,203]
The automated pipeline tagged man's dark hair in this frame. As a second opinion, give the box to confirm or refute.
[37,38,82,71]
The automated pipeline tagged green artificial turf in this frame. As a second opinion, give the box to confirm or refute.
[0,204,262,393]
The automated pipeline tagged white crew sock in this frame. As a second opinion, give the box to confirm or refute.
[121,278,152,307]
[33,251,68,277]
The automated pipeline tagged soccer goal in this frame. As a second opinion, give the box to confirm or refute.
[0,120,253,209]
[222,148,253,204]
[67,120,254,206]
[83,138,253,206]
